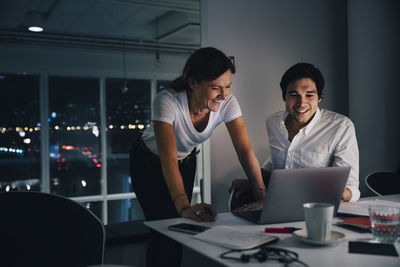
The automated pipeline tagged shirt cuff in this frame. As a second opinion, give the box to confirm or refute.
[347,185,361,202]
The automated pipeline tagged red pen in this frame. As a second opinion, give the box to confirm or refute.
[264,227,301,234]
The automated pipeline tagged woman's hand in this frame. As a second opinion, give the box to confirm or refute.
[181,203,217,222]
[225,117,267,202]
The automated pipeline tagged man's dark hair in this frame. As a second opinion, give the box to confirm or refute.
[169,47,236,92]
[280,63,324,101]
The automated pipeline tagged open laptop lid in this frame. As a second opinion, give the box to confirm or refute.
[258,166,350,224]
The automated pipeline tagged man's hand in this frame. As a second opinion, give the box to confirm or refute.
[229,178,266,202]
[232,200,264,212]
[341,188,352,202]
[229,178,251,198]
[181,203,217,222]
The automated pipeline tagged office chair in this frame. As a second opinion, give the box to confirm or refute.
[0,191,105,267]
[365,171,400,196]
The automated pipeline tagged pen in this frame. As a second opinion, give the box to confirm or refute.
[264,227,301,234]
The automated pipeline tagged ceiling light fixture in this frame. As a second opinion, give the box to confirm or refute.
[121,35,128,93]
[27,11,45,32]
[155,17,161,67]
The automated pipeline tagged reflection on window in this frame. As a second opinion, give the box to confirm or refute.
[106,78,151,195]
[0,74,41,192]
[49,76,101,197]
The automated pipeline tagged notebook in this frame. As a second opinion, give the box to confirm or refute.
[232,166,350,224]
[337,217,371,233]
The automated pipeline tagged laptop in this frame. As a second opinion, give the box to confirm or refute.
[232,166,350,224]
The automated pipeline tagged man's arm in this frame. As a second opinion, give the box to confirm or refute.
[333,120,360,201]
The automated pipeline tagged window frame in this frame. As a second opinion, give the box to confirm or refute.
[32,73,209,224]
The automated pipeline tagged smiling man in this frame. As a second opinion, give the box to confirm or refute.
[261,63,360,201]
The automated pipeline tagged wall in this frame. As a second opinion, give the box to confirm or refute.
[203,0,351,212]
[348,0,400,195]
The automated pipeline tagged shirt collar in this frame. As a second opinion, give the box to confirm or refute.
[303,108,321,135]
[280,108,321,136]
[280,111,289,133]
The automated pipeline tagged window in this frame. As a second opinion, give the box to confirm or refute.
[105,78,151,223]
[0,74,205,224]
[105,78,151,194]
[0,74,41,192]
[0,0,204,224]
[48,76,101,197]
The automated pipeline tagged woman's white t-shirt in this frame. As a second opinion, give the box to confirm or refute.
[141,88,242,159]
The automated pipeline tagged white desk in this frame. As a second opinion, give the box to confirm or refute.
[145,196,400,267]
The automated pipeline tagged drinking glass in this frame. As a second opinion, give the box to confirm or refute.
[368,205,400,244]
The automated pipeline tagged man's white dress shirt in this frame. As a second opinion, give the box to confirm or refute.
[262,108,360,201]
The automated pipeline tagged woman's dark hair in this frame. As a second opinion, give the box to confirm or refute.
[168,47,236,92]
[280,63,325,101]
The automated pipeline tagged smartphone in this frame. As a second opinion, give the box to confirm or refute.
[348,241,398,256]
[168,223,211,235]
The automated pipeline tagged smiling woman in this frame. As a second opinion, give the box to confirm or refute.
[130,47,266,267]
[188,69,232,115]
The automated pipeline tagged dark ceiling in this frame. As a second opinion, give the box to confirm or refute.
[0,0,200,54]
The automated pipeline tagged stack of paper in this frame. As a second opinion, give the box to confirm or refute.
[338,199,400,216]
[193,225,278,250]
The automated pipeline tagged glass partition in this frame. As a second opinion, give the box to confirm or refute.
[0,0,202,224]
[48,76,101,197]
[105,78,151,195]
[0,74,41,192]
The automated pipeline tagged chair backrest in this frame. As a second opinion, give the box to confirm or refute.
[0,191,105,267]
[365,171,400,196]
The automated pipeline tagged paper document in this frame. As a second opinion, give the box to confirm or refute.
[193,225,278,250]
[338,199,400,216]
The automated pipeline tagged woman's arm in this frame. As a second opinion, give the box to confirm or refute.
[154,121,188,212]
[225,116,266,201]
[154,121,216,221]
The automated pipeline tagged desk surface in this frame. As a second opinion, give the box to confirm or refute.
[145,195,400,267]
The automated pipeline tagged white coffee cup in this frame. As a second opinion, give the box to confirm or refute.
[303,202,334,241]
